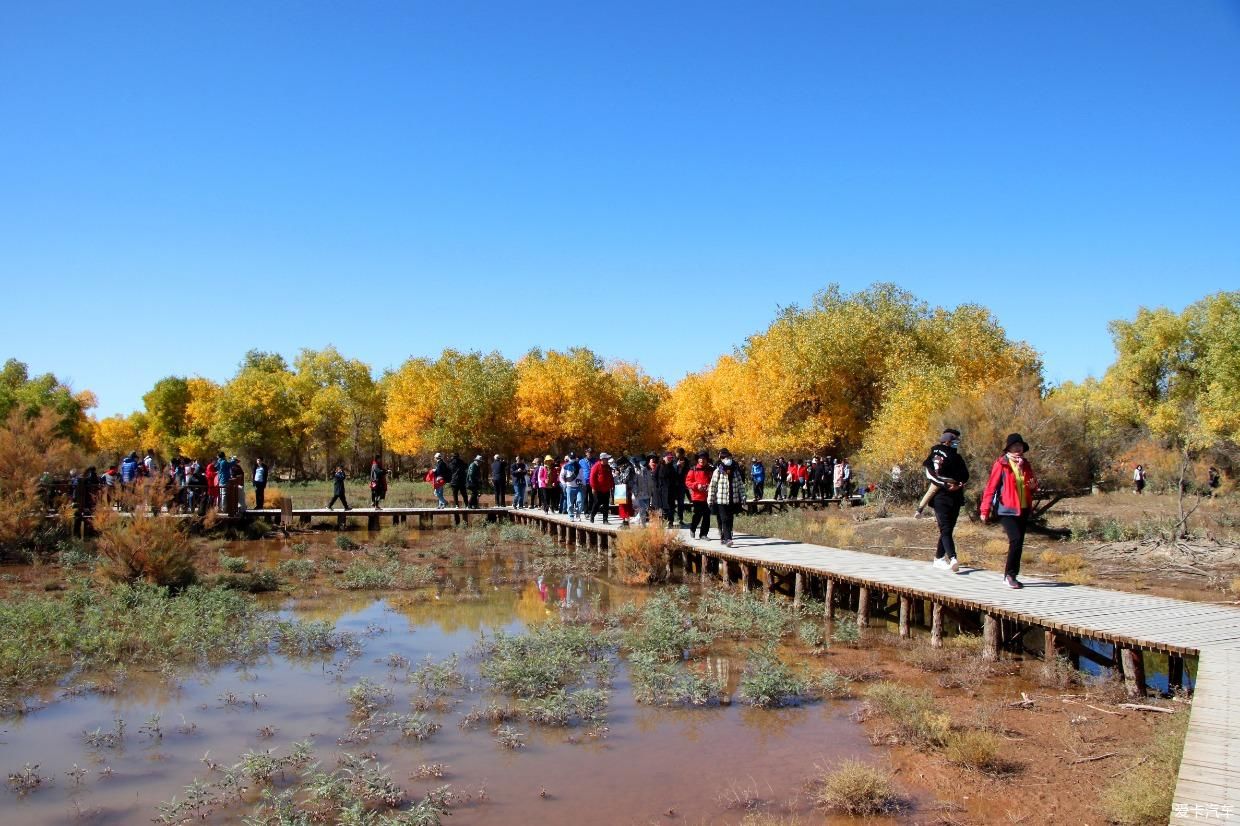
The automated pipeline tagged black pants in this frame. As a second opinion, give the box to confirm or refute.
[714,505,735,541]
[932,494,961,560]
[492,481,506,506]
[1000,514,1029,578]
[753,482,764,501]
[254,482,266,509]
[690,501,711,538]
[583,489,595,516]
[674,492,687,523]
[590,491,610,523]
[467,487,480,508]
[789,482,801,500]
[452,485,465,507]
[329,492,349,510]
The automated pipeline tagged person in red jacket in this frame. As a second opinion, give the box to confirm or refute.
[685,451,714,539]
[588,453,615,524]
[980,433,1039,589]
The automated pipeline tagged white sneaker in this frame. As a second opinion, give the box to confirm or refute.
[932,557,948,570]
[948,557,960,573]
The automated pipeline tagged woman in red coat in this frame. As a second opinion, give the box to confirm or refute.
[685,452,713,539]
[588,453,615,524]
[980,433,1039,589]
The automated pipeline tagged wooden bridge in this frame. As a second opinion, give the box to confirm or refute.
[504,507,1238,825]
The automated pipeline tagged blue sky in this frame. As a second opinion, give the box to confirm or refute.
[3,1,1238,417]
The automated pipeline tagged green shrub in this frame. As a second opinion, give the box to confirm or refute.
[276,558,316,582]
[625,589,712,660]
[738,647,808,707]
[863,682,950,747]
[697,589,793,641]
[335,535,358,551]
[217,553,248,573]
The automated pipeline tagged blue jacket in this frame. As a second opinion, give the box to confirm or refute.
[750,461,765,483]
[120,457,138,483]
[577,458,593,487]
[215,458,231,484]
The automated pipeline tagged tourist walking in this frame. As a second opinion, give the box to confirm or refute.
[614,455,635,526]
[511,455,528,509]
[1133,464,1146,494]
[432,452,450,508]
[253,458,268,509]
[120,452,139,494]
[787,459,804,500]
[980,433,1039,589]
[708,449,745,546]
[655,452,677,523]
[214,452,232,512]
[685,452,713,539]
[773,457,787,500]
[750,457,766,500]
[369,454,387,509]
[634,455,657,525]
[466,455,483,508]
[578,449,596,517]
[588,452,615,524]
[920,429,968,573]
[490,454,508,507]
[449,453,466,508]
[328,465,350,510]
[673,449,691,525]
[560,456,583,520]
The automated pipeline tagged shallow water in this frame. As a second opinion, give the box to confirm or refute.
[1,540,896,825]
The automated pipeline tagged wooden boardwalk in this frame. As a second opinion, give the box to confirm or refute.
[507,508,1239,824]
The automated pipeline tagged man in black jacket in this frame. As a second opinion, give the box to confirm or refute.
[490,454,508,507]
[922,429,969,573]
[449,453,466,508]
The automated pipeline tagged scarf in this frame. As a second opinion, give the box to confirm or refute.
[1005,454,1026,508]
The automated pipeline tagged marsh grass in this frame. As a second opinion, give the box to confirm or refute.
[737,646,809,707]
[696,588,794,641]
[93,505,198,588]
[808,760,902,816]
[625,588,713,660]
[943,729,1016,774]
[1100,711,1189,825]
[862,682,951,748]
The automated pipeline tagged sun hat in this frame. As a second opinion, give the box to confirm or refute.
[1004,433,1030,452]
[545,454,554,462]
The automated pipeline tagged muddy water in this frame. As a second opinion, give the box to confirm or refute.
[1,540,896,825]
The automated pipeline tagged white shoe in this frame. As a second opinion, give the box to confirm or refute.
[948,557,960,573]
[932,557,948,570]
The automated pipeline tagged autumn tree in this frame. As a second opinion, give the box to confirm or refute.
[140,376,191,457]
[291,346,382,475]
[514,348,628,455]
[383,349,517,458]
[0,358,95,444]
[209,351,301,470]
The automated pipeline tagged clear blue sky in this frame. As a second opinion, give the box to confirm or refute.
[3,1,1238,417]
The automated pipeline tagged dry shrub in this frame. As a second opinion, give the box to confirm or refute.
[809,759,902,815]
[93,504,199,588]
[0,410,79,558]
[253,485,288,510]
[614,522,684,585]
[1230,576,1240,597]
[944,729,1015,774]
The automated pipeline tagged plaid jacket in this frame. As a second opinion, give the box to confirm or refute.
[707,465,746,507]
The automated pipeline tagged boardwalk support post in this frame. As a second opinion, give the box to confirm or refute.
[931,603,943,649]
[824,579,836,621]
[1120,647,1146,698]
[793,572,803,609]
[1168,654,1184,692]
[898,596,910,639]
[982,614,1000,661]
[857,586,870,628]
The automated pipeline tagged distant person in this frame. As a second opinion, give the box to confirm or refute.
[708,449,745,547]
[230,456,246,514]
[685,452,713,539]
[73,466,99,536]
[1133,464,1146,494]
[614,455,635,526]
[560,455,582,520]
[465,455,483,509]
[120,452,139,493]
[328,465,350,510]
[674,448,691,525]
[214,451,232,512]
[634,455,657,526]
[540,455,559,513]
[655,452,677,523]
[980,433,1039,590]
[144,449,157,477]
[449,453,466,507]
[253,458,268,509]
[432,452,450,509]
[490,454,508,507]
[832,458,846,501]
[588,452,615,524]
[579,449,597,517]
[1209,466,1222,496]
[750,457,766,501]
[773,457,787,500]
[369,454,387,509]
[920,429,968,573]
[511,455,528,509]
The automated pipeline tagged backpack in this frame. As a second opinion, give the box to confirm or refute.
[562,463,578,483]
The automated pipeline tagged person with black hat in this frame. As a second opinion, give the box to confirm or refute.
[708,449,746,546]
[980,433,1039,589]
[921,428,969,573]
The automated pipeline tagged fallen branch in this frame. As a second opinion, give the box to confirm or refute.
[1009,692,1035,709]
[1118,703,1174,714]
[1069,752,1118,765]
[1062,699,1125,716]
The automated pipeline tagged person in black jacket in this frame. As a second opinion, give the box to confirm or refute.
[328,465,350,510]
[449,453,466,508]
[466,455,483,509]
[922,429,969,573]
[490,454,508,507]
[655,452,678,523]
